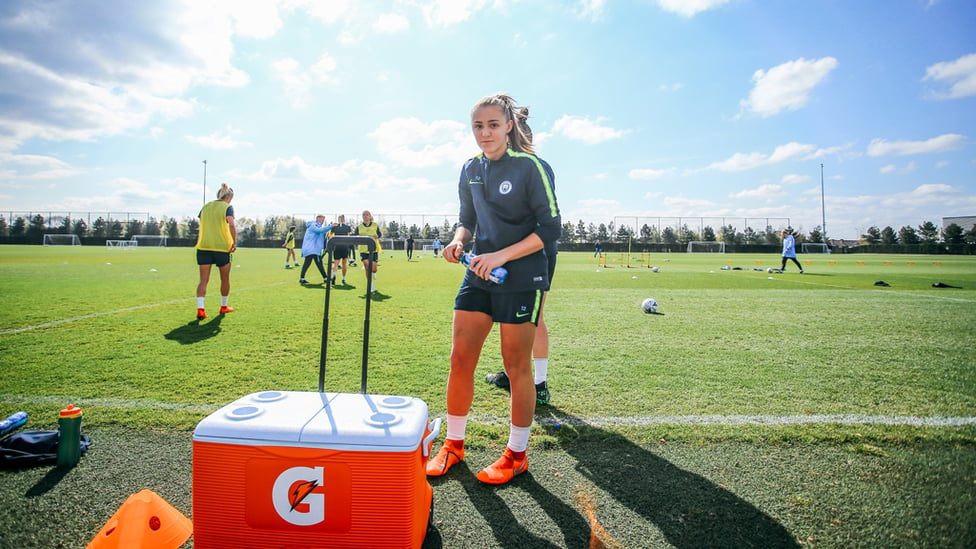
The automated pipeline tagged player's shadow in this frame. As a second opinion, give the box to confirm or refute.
[429,462,589,548]
[542,407,800,549]
[163,315,224,344]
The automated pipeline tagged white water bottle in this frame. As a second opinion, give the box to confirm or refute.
[459,252,507,284]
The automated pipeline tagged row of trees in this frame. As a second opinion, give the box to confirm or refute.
[2,213,973,248]
[860,221,976,246]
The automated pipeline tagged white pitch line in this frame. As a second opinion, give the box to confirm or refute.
[0,281,291,336]
[3,395,973,427]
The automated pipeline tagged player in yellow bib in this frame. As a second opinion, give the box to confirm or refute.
[353,210,382,294]
[282,225,298,268]
[194,182,237,319]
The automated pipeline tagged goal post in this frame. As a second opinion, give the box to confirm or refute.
[131,235,167,247]
[801,243,830,254]
[43,234,81,246]
[687,241,725,253]
[106,240,138,249]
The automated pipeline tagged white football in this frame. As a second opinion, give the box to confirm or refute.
[641,298,658,314]
[652,266,660,272]
[766,267,773,273]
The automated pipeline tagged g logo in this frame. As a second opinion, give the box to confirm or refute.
[273,466,324,525]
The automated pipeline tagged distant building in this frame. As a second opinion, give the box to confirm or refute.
[943,216,976,233]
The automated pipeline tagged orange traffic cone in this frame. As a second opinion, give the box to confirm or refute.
[86,489,192,549]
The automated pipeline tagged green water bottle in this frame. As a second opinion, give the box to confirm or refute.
[56,405,83,468]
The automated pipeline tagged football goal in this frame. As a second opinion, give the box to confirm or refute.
[106,239,138,249]
[687,241,725,253]
[43,234,81,246]
[801,242,830,254]
[132,235,168,247]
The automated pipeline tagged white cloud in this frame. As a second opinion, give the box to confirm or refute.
[369,117,471,168]
[866,133,966,156]
[740,57,838,117]
[373,12,409,33]
[656,0,730,17]
[0,152,83,179]
[781,174,810,185]
[271,53,338,108]
[629,168,675,180]
[418,0,493,27]
[186,127,253,150]
[707,142,817,171]
[246,156,353,182]
[576,0,608,20]
[880,164,897,174]
[551,115,628,144]
[923,53,976,99]
[729,184,785,202]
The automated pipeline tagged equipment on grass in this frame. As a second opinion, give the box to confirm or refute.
[85,489,192,549]
[105,240,137,249]
[192,236,439,549]
[0,411,27,437]
[641,298,658,314]
[651,266,659,272]
[43,234,81,246]
[687,241,725,253]
[767,267,774,273]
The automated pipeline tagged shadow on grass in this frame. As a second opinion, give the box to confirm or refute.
[163,314,224,344]
[429,461,588,548]
[25,464,72,497]
[543,407,800,549]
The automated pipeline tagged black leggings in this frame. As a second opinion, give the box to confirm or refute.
[781,256,803,271]
[301,255,328,279]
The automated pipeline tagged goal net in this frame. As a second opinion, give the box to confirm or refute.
[132,235,167,247]
[687,241,725,253]
[801,243,830,254]
[106,239,138,249]
[43,234,81,246]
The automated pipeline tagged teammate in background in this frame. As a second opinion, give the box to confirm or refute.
[329,215,353,285]
[780,227,804,273]
[426,93,560,485]
[282,225,298,268]
[593,240,603,258]
[486,107,555,405]
[299,215,334,284]
[195,182,237,320]
[432,238,442,257]
[353,210,382,293]
[406,235,415,261]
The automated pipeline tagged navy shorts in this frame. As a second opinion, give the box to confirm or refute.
[360,252,379,262]
[197,250,231,267]
[454,283,543,325]
[332,246,350,260]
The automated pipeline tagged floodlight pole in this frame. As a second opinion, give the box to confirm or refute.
[820,163,827,245]
[202,160,208,205]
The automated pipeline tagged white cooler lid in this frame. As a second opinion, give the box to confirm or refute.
[193,390,429,451]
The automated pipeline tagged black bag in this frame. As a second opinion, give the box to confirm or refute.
[0,430,92,468]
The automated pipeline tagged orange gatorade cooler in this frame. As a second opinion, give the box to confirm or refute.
[192,390,440,548]
[193,236,440,548]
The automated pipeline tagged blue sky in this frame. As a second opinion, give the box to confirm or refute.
[1,0,974,239]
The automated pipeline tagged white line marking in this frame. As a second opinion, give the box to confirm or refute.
[0,281,291,335]
[3,395,972,427]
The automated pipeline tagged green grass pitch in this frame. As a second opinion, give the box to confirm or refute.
[0,245,974,548]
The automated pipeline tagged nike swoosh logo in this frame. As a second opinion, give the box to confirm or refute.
[516,312,530,318]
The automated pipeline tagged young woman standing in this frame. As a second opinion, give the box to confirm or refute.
[426,94,560,485]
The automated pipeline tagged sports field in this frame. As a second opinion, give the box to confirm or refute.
[1,245,974,548]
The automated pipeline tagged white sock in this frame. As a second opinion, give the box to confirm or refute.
[507,423,531,453]
[533,358,549,385]
[221,295,229,307]
[446,413,468,441]
[196,297,205,308]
